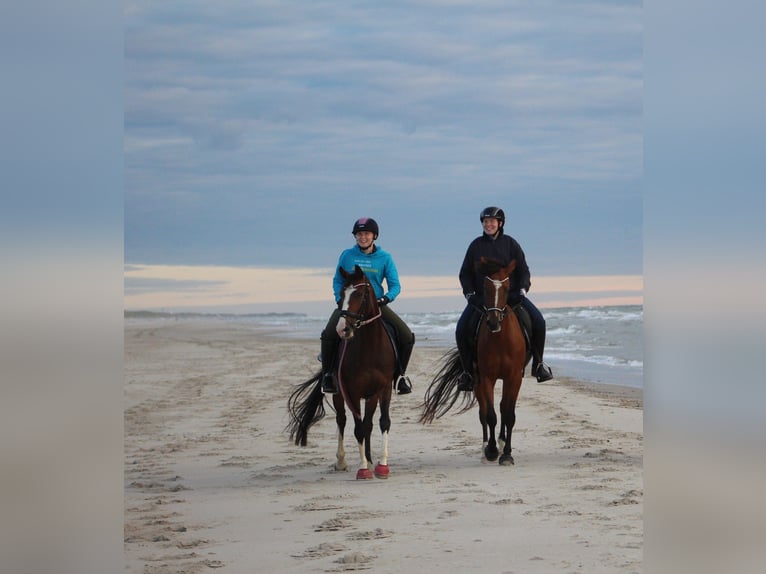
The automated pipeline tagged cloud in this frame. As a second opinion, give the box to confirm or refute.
[125,1,642,276]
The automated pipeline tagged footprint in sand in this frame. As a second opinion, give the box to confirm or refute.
[334,552,375,567]
[292,542,346,558]
[348,528,393,540]
[315,517,351,532]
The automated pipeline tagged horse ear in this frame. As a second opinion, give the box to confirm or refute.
[354,265,365,278]
[506,259,517,274]
[339,266,350,279]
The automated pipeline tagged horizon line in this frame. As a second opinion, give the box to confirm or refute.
[124,262,643,314]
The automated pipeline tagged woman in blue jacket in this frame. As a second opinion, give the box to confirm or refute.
[320,217,415,395]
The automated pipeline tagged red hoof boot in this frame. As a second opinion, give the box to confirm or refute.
[374,463,390,479]
[356,468,374,480]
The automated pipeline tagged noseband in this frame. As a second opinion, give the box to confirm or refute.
[340,282,382,329]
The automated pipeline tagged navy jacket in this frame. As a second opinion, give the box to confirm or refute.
[458,231,531,303]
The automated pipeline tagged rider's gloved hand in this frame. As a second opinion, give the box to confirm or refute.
[519,289,527,297]
[376,295,390,306]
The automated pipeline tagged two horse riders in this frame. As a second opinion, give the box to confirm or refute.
[455,206,553,391]
[320,217,415,396]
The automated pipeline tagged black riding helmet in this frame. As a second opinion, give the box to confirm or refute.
[352,217,379,239]
[480,206,505,227]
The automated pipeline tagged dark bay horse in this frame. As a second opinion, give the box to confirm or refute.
[420,257,529,465]
[286,265,398,479]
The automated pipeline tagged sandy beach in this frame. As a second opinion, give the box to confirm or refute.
[125,320,643,573]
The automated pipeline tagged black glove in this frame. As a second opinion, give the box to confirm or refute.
[377,295,390,306]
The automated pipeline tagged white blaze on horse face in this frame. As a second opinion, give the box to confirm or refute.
[336,284,353,337]
[491,279,502,309]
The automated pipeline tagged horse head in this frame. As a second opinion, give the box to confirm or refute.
[336,265,379,340]
[477,257,517,333]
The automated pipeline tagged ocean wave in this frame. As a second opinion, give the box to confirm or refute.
[546,351,643,369]
[126,304,642,387]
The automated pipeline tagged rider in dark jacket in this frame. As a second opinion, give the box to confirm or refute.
[455,206,553,391]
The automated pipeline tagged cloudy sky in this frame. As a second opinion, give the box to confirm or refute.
[124,0,642,312]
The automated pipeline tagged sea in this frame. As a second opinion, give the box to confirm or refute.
[126,304,643,389]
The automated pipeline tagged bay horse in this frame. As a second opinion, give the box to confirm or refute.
[286,265,398,479]
[419,257,529,465]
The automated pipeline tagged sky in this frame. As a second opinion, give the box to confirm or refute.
[124,0,643,312]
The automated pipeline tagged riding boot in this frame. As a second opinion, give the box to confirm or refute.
[320,332,339,394]
[395,335,415,395]
[530,336,553,383]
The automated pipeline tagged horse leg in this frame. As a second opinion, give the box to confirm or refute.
[476,379,499,462]
[475,373,489,448]
[477,397,489,452]
[498,382,519,466]
[353,403,375,480]
[498,397,507,450]
[334,396,348,471]
[374,396,391,478]
[353,417,372,479]
[483,406,499,462]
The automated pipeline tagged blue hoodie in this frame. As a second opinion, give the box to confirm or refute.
[332,244,401,303]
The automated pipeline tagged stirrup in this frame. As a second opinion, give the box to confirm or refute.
[321,373,339,394]
[396,375,412,395]
[534,362,553,383]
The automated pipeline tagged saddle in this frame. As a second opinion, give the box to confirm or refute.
[381,320,401,363]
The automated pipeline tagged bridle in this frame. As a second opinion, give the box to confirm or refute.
[339,282,382,330]
[483,275,510,328]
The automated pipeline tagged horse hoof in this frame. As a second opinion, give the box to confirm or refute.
[356,468,374,480]
[374,463,390,479]
[484,447,499,462]
[499,454,515,466]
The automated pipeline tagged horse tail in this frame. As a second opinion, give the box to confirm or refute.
[418,348,477,424]
[285,370,326,446]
